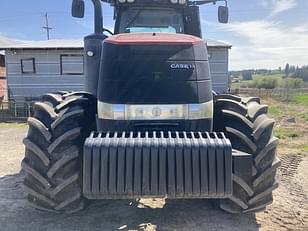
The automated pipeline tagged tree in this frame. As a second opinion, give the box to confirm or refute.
[242,71,253,80]
[285,63,290,76]
[292,65,308,82]
[289,65,296,74]
[284,78,304,89]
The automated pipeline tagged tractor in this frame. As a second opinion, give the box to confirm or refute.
[22,0,280,214]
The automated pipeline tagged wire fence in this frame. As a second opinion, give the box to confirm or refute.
[0,101,34,122]
[230,88,308,101]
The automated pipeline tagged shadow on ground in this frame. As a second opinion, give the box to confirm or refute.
[0,173,260,231]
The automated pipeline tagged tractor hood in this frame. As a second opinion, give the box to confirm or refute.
[103,33,208,61]
[98,32,212,104]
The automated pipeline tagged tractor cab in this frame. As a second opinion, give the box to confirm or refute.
[72,0,229,133]
[112,0,228,36]
[115,7,185,34]
[73,0,229,37]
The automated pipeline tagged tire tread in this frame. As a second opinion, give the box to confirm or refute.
[214,94,280,214]
[22,92,95,213]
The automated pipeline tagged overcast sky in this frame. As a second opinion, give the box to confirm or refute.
[0,0,308,70]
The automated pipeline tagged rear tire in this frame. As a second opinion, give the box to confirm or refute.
[22,92,96,213]
[213,94,280,214]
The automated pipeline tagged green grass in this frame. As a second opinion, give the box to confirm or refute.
[274,127,302,139]
[302,144,308,152]
[292,94,308,106]
[299,112,308,122]
[268,105,284,117]
[231,80,252,89]
[0,123,28,129]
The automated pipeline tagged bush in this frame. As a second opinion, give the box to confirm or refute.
[283,78,304,89]
[251,76,280,89]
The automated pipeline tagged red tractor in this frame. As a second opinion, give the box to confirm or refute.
[22,0,280,214]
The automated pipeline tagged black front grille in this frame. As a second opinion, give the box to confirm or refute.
[83,131,232,199]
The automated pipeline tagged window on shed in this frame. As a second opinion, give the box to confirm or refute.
[60,54,84,75]
[0,55,5,67]
[21,58,36,74]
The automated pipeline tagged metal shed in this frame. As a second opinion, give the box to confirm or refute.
[0,38,231,102]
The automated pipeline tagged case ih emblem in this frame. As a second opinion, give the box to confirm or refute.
[170,63,195,69]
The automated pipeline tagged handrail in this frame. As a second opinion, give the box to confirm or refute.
[91,0,103,34]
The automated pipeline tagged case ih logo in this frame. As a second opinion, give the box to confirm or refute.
[170,63,195,70]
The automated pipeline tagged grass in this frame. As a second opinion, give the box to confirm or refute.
[302,144,308,152]
[268,105,284,117]
[0,122,28,129]
[292,94,308,106]
[274,127,302,139]
[299,112,308,122]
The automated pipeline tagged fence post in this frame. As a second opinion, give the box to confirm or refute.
[28,103,31,118]
[14,102,17,118]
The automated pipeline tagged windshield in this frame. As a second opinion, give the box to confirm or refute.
[118,8,184,34]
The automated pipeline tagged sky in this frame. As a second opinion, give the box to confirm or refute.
[0,0,308,70]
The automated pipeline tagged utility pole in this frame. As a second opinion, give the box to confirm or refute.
[42,12,52,40]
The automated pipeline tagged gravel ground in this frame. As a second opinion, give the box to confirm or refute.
[0,126,307,231]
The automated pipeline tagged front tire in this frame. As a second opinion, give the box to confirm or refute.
[22,92,96,213]
[214,94,280,213]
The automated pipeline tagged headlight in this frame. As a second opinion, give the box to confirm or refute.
[98,103,125,120]
[188,101,213,120]
[179,0,186,4]
[118,0,126,3]
[98,101,213,120]
[170,0,178,4]
[126,104,188,120]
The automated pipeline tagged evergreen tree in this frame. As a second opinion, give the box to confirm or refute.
[285,63,290,76]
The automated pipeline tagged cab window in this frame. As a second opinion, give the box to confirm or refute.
[118,8,184,34]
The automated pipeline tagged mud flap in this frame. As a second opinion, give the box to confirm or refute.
[83,131,232,199]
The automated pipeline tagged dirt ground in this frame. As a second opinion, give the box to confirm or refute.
[0,123,307,231]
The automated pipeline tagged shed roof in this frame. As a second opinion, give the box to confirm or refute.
[0,35,22,47]
[0,37,231,50]
[0,39,83,50]
[206,38,232,48]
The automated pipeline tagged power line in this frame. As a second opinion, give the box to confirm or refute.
[42,13,52,40]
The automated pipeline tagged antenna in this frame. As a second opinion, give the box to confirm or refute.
[42,12,52,40]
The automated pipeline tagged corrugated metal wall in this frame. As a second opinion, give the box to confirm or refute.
[208,47,229,93]
[6,49,84,102]
[6,47,229,102]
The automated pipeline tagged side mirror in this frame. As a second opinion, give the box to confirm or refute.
[218,6,229,23]
[72,0,85,18]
